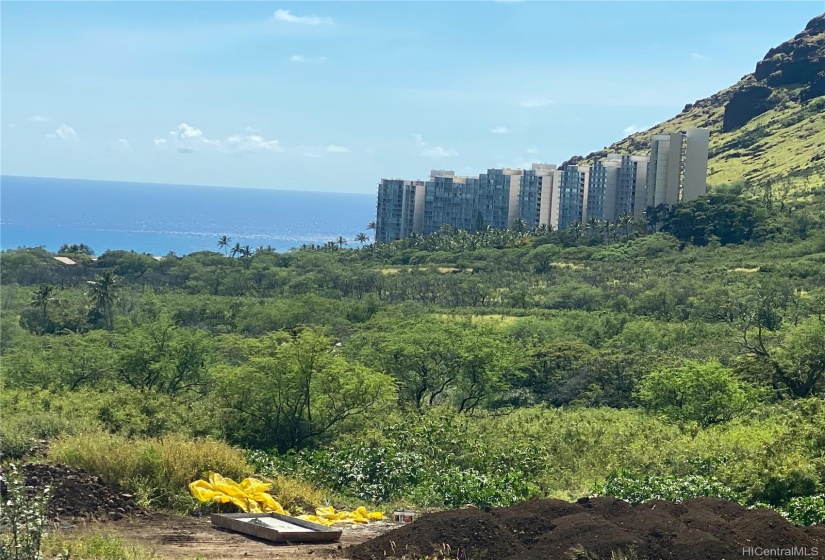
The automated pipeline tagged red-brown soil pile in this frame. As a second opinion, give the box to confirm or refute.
[348,497,825,560]
[0,463,146,521]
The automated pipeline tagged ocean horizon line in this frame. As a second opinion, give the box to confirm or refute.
[0,175,375,197]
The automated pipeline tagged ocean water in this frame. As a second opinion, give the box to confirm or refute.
[0,176,376,256]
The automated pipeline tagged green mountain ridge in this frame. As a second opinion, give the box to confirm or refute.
[573,13,825,199]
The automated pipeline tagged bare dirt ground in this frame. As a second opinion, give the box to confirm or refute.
[62,514,397,560]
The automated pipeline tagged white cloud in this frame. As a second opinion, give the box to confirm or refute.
[422,146,459,158]
[46,123,79,143]
[520,97,554,108]
[690,52,710,62]
[273,9,333,25]
[290,54,326,63]
[490,126,509,134]
[411,133,458,158]
[623,124,652,135]
[28,115,49,123]
[7,123,16,128]
[174,123,204,139]
[113,138,132,152]
[222,134,282,153]
[154,123,283,154]
[527,147,539,154]
[326,145,349,153]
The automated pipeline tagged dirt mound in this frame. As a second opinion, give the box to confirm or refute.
[348,497,825,560]
[349,508,526,560]
[0,463,146,521]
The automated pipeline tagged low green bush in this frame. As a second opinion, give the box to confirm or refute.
[0,465,52,560]
[250,409,543,508]
[42,534,159,560]
[595,471,743,504]
[781,494,825,526]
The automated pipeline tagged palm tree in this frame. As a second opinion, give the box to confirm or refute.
[511,217,527,235]
[87,271,119,331]
[336,236,348,249]
[355,233,369,246]
[30,284,59,333]
[569,221,584,243]
[598,220,610,244]
[618,213,633,240]
[586,217,600,238]
[366,221,376,231]
[230,242,242,258]
[643,205,659,233]
[218,235,231,255]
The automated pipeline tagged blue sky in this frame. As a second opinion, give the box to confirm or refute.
[2,1,822,193]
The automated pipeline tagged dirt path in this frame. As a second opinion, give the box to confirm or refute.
[63,514,397,560]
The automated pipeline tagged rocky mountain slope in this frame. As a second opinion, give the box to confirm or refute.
[580,13,825,198]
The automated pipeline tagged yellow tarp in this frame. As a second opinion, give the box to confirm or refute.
[188,473,385,525]
[297,505,384,526]
[188,473,288,515]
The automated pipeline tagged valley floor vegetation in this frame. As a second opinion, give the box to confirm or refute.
[2,182,825,535]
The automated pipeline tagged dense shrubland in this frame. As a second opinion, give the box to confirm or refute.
[1,187,824,523]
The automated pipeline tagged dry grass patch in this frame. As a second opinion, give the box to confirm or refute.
[265,474,330,514]
[48,432,251,511]
[552,262,585,270]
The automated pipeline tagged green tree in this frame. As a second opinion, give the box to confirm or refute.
[217,329,395,452]
[527,244,561,274]
[774,318,825,397]
[117,317,212,395]
[87,271,120,330]
[738,285,823,397]
[638,360,756,428]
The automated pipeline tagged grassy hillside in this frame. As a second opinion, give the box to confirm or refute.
[585,13,825,199]
[607,91,825,197]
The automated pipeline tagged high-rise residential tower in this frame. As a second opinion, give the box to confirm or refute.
[374,128,708,242]
[646,133,683,208]
[551,165,590,231]
[587,158,621,222]
[646,127,710,208]
[375,178,425,243]
[682,128,710,203]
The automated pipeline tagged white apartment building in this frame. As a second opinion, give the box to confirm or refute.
[682,128,710,203]
[646,128,710,208]
[375,128,709,241]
